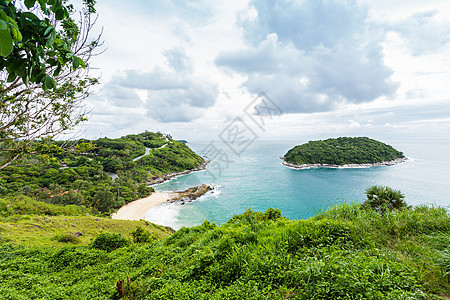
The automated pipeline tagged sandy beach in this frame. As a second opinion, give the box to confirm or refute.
[111,192,177,221]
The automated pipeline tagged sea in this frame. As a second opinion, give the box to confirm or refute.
[145,140,450,229]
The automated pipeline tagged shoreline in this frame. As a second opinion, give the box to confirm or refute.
[281,157,408,170]
[147,158,209,186]
[111,184,213,221]
[111,192,178,221]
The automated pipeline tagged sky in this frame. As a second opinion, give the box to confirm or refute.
[78,0,450,142]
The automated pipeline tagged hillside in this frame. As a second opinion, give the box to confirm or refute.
[284,137,405,167]
[0,202,448,299]
[0,131,204,214]
[0,196,172,247]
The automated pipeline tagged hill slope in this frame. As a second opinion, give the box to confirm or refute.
[0,203,449,299]
[0,131,204,214]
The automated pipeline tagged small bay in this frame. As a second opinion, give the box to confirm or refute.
[146,139,450,229]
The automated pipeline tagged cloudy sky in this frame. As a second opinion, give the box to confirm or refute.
[80,0,450,142]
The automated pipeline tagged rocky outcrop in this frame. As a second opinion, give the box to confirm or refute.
[168,184,212,205]
[282,157,408,170]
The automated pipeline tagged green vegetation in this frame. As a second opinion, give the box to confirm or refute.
[363,185,408,212]
[284,137,405,166]
[1,0,100,169]
[0,131,204,214]
[0,195,448,299]
[0,196,171,247]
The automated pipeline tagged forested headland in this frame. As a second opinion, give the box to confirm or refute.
[0,131,204,214]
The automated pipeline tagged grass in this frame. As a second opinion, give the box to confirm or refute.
[0,202,448,299]
[0,215,171,247]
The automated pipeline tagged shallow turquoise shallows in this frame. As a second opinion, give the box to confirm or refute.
[146,140,450,229]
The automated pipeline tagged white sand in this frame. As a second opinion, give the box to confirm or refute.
[111,192,177,221]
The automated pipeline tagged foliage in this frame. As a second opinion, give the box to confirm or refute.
[51,233,80,244]
[89,232,128,252]
[0,131,203,214]
[362,185,407,212]
[0,205,448,299]
[0,201,171,247]
[284,137,405,165]
[0,0,101,169]
[0,194,91,218]
[131,226,154,243]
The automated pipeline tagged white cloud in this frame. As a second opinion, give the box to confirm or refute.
[216,0,398,114]
[78,0,450,141]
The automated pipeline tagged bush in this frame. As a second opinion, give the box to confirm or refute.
[130,226,153,243]
[362,185,407,212]
[89,233,128,252]
[51,233,80,244]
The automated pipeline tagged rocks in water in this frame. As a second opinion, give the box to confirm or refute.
[170,184,212,203]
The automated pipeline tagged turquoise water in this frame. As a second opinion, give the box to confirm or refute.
[145,140,450,229]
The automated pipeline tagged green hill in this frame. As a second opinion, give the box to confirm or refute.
[0,202,448,299]
[0,131,204,214]
[284,137,405,166]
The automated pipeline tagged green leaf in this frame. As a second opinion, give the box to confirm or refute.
[43,75,54,90]
[0,20,6,31]
[23,73,29,87]
[44,26,53,36]
[24,0,36,9]
[6,71,16,82]
[79,58,86,69]
[53,64,61,77]
[72,56,79,69]
[0,28,13,57]
[0,11,7,22]
[22,12,40,20]
[55,8,65,21]
[10,26,22,41]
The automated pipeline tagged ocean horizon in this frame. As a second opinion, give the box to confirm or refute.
[145,139,450,229]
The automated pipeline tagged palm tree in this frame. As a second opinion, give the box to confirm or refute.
[363,185,407,212]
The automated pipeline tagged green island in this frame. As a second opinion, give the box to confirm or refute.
[283,137,406,169]
[0,131,206,215]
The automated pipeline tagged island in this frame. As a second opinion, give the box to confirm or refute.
[282,137,407,169]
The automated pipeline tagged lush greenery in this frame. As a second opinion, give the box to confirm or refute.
[363,185,408,213]
[0,198,449,299]
[0,131,204,214]
[284,137,405,166]
[1,0,101,169]
[0,196,172,247]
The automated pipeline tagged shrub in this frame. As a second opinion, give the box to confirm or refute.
[89,233,128,252]
[131,226,153,243]
[51,233,80,244]
[362,185,407,212]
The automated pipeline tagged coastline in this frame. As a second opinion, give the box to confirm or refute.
[281,157,408,170]
[111,192,177,221]
[147,158,209,186]
[111,184,213,221]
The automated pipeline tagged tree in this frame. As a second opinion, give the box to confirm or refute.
[362,185,407,212]
[0,0,102,169]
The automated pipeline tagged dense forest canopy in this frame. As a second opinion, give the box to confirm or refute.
[0,131,204,214]
[284,137,405,166]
